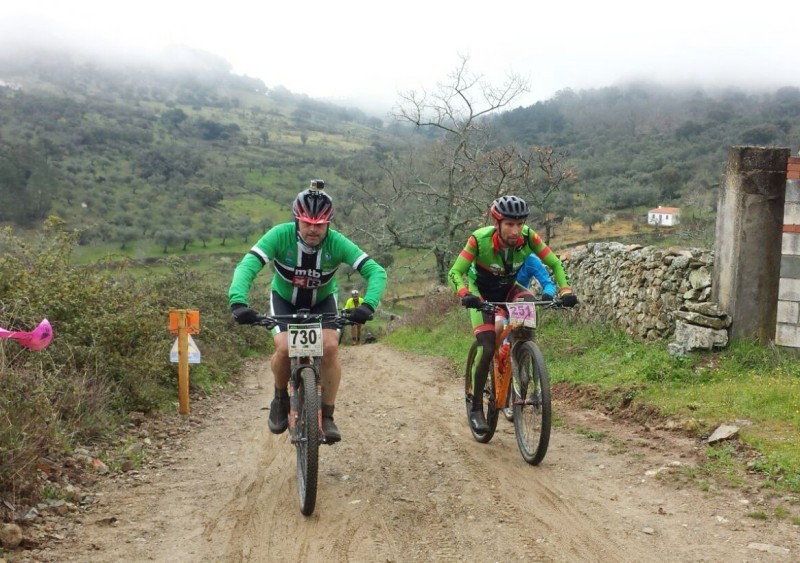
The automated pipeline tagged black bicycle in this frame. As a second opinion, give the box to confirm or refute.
[254,310,358,515]
[465,299,565,465]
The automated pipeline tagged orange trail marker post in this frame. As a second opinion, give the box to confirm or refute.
[169,309,200,415]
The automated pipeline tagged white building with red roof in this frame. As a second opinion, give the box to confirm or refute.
[647,206,681,226]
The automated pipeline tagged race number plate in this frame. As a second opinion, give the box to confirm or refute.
[288,323,323,358]
[507,302,536,328]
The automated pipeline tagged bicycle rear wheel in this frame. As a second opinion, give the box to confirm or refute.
[295,367,320,515]
[464,341,499,443]
[512,341,551,465]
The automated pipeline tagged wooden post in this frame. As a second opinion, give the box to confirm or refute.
[177,310,190,415]
[169,309,199,415]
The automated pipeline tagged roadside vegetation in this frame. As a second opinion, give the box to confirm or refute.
[385,292,800,496]
[0,216,410,510]
[0,218,265,506]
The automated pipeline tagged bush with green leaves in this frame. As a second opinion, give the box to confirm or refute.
[0,217,265,505]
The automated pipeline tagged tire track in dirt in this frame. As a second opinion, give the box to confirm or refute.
[203,433,297,561]
[335,345,624,561]
[421,367,628,562]
[35,344,799,563]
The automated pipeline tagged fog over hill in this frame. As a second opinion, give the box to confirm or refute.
[2,36,799,258]
[5,1,800,115]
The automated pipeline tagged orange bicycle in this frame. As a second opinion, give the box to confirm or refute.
[464,299,563,465]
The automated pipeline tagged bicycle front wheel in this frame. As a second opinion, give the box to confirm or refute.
[296,367,320,515]
[502,384,515,422]
[512,341,551,465]
[464,341,499,443]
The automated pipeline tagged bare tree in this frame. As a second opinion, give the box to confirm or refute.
[501,145,578,243]
[348,56,530,284]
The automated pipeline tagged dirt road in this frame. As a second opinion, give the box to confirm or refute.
[23,344,797,562]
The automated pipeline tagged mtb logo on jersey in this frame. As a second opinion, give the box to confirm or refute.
[292,267,323,288]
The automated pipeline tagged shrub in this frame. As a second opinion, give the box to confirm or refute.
[0,217,261,506]
[399,289,457,329]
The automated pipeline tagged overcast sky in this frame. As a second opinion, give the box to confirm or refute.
[2,0,799,114]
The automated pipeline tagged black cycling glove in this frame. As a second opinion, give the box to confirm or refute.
[231,303,260,325]
[347,303,374,324]
[559,292,578,308]
[460,293,482,309]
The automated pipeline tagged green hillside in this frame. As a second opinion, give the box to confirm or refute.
[3,49,800,272]
[493,82,800,218]
[0,46,397,261]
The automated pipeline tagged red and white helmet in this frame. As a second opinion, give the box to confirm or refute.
[293,189,334,224]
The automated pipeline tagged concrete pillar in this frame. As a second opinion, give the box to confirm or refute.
[712,146,790,342]
[776,156,800,347]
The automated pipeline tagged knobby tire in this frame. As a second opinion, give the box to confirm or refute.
[296,367,319,515]
[464,341,499,443]
[503,384,515,422]
[512,340,551,465]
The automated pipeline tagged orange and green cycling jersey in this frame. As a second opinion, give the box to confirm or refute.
[228,222,387,310]
[447,225,571,302]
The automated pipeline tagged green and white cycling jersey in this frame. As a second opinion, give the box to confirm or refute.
[228,222,387,310]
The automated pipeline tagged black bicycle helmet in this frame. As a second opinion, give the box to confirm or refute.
[490,195,529,221]
[293,189,334,224]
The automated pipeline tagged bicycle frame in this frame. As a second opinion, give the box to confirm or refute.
[480,300,558,410]
[253,310,357,515]
[466,299,563,463]
[257,312,353,442]
[492,323,516,412]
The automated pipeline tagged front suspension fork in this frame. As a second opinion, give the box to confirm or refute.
[287,364,323,444]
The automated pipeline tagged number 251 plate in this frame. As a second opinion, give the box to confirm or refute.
[507,302,536,328]
[288,323,323,357]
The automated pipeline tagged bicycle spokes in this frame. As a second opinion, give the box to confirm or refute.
[512,341,551,465]
[519,367,540,408]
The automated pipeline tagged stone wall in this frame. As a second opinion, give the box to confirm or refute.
[562,242,729,347]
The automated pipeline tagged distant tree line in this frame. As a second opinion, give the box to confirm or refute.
[3,46,798,264]
[492,83,800,215]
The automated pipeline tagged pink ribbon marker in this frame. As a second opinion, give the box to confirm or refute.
[0,318,53,350]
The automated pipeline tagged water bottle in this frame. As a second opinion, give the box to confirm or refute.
[499,341,511,373]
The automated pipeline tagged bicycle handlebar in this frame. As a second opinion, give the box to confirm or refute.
[472,300,568,313]
[251,311,365,330]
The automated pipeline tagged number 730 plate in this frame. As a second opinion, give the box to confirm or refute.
[288,323,323,357]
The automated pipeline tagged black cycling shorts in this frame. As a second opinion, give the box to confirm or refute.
[269,291,339,332]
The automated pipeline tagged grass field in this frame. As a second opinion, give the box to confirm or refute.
[385,301,800,495]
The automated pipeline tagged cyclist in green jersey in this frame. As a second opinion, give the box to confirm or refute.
[447,195,578,433]
[228,182,387,442]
